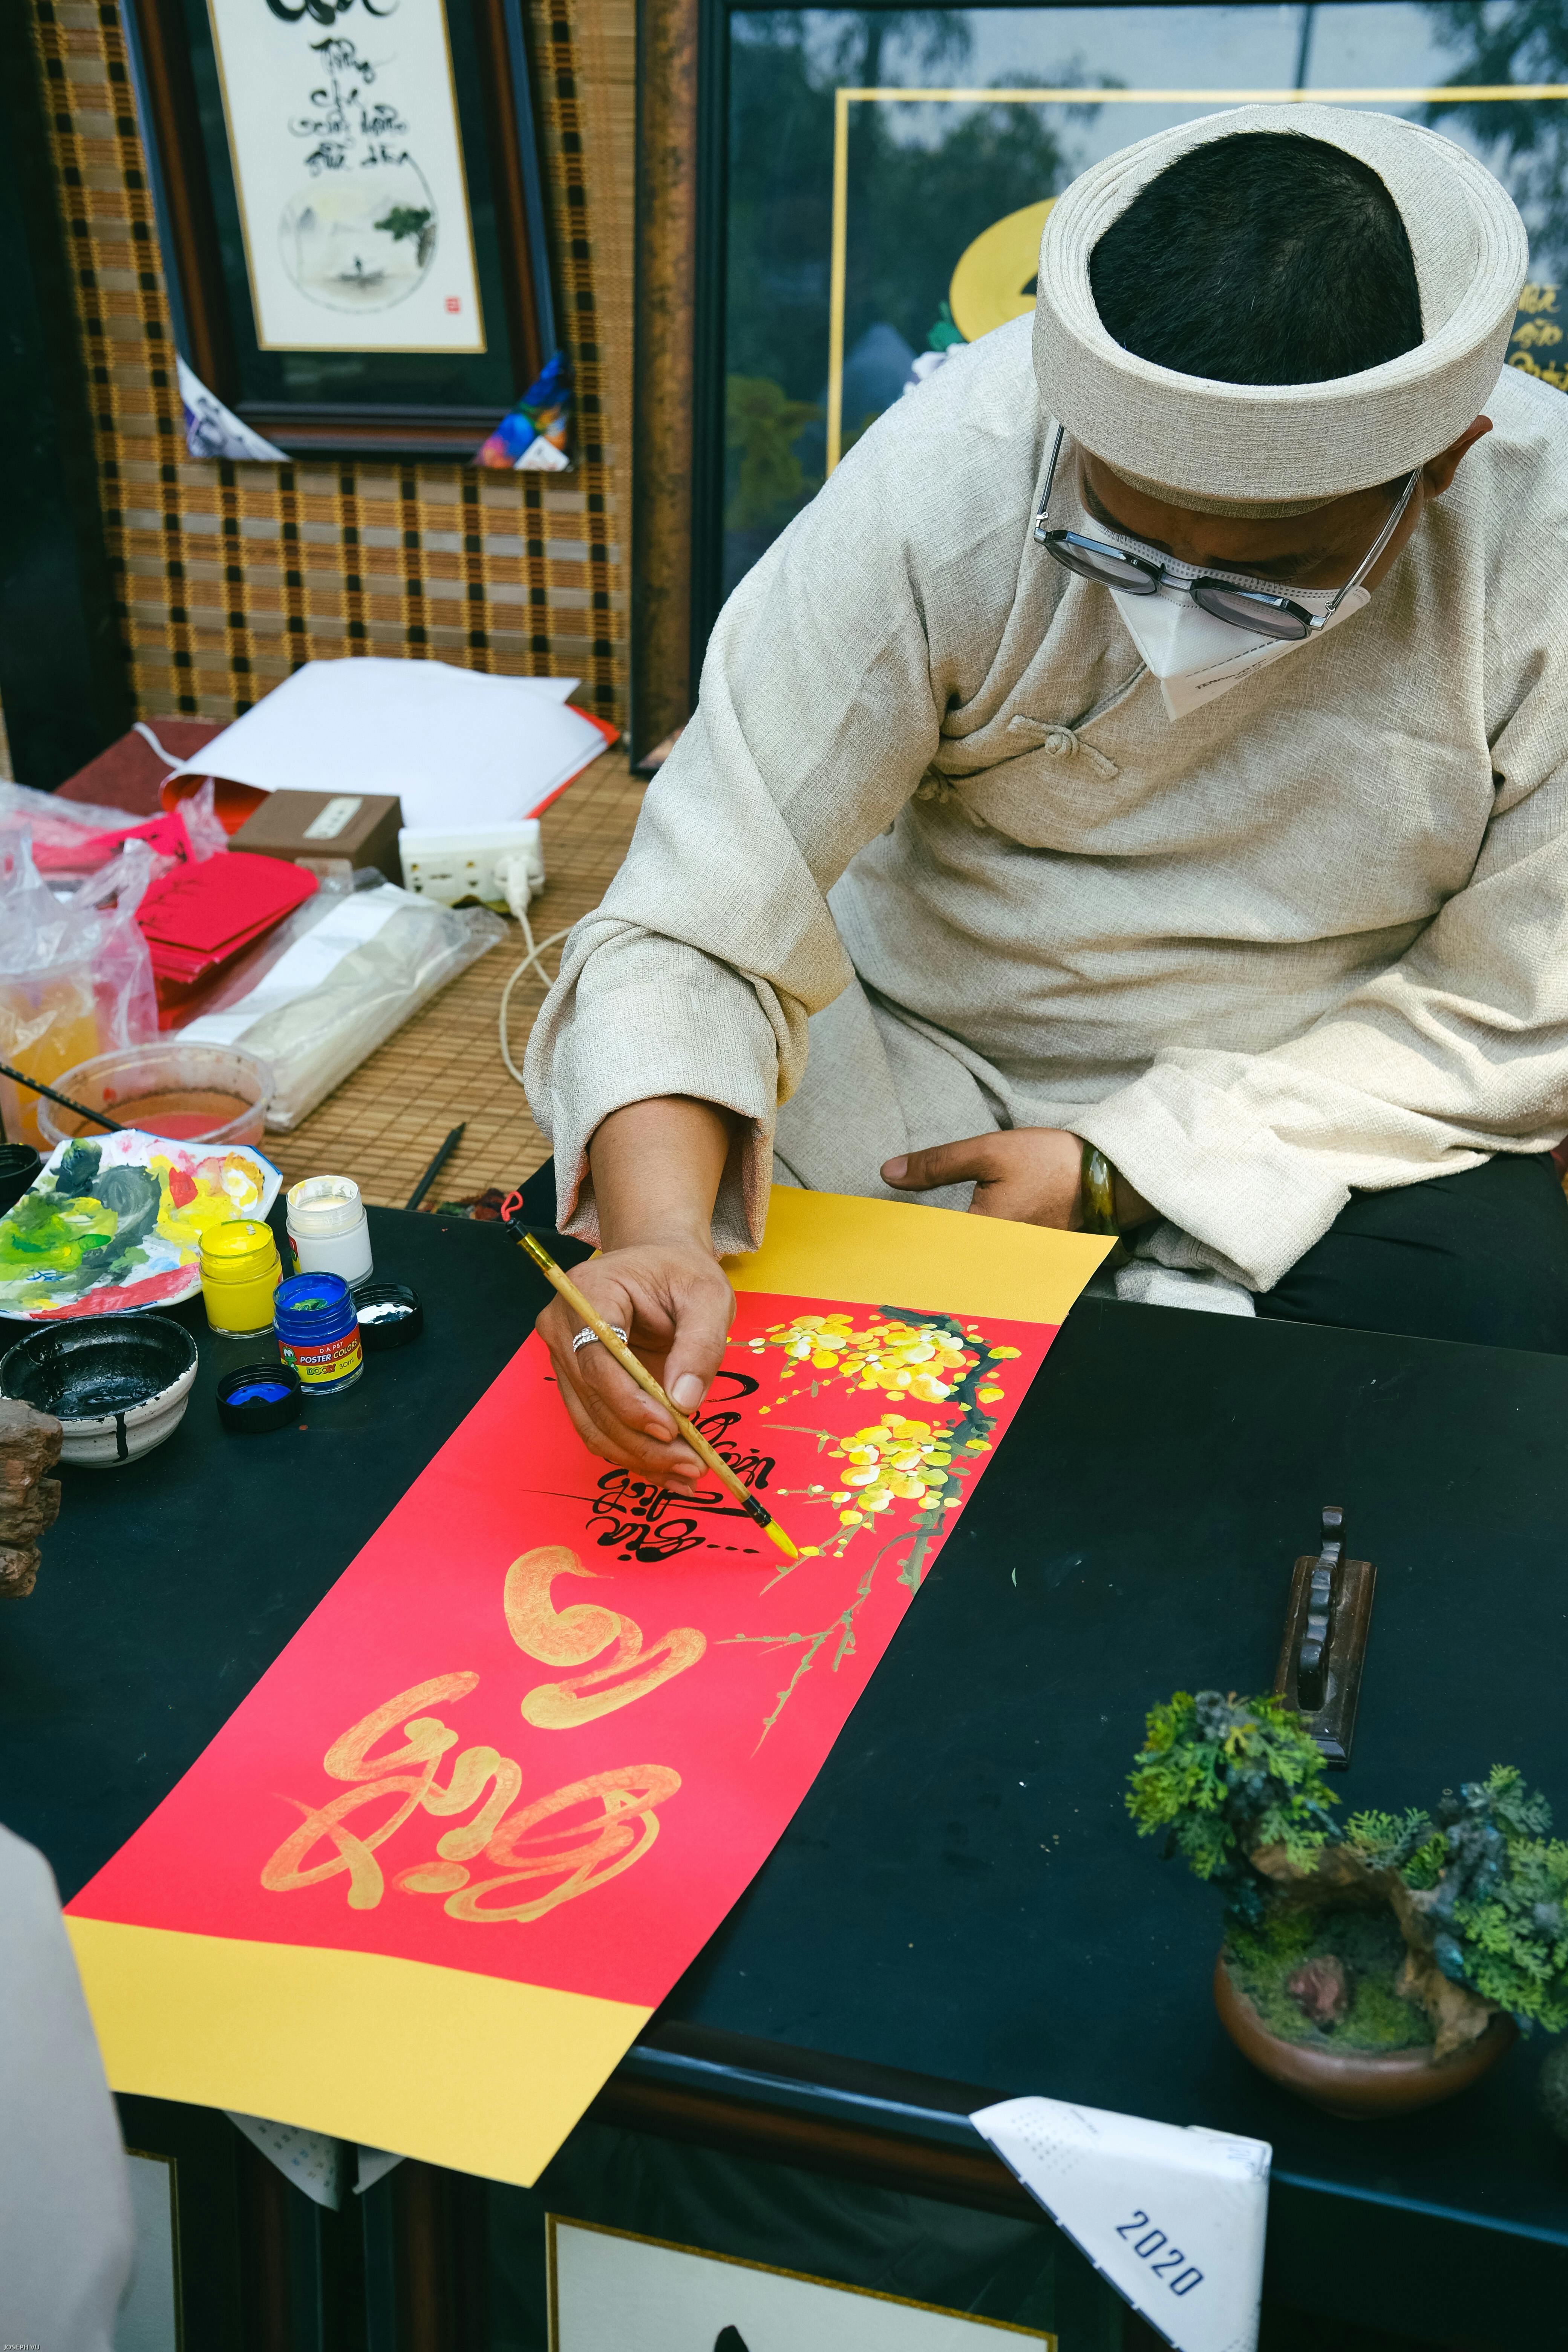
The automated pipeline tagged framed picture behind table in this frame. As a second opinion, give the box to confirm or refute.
[633,0,1568,759]
[124,0,557,457]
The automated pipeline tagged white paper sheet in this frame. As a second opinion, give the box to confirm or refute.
[225,2112,344,2210]
[164,658,605,828]
[223,2115,406,2212]
[971,2096,1269,2352]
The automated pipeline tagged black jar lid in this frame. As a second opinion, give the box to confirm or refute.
[354,1281,424,1351]
[0,1143,43,1218]
[217,1361,302,1433]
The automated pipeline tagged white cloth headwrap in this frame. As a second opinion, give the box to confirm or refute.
[1033,102,1528,513]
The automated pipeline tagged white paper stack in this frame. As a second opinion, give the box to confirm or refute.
[971,2095,1270,2352]
[161,658,609,829]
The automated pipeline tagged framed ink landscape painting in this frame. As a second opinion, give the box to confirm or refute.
[125,0,557,456]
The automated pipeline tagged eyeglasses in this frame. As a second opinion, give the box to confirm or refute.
[1032,427,1418,643]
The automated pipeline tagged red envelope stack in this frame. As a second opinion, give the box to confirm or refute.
[137,851,317,1025]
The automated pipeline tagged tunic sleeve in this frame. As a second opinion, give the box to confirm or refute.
[523,409,977,1252]
[1076,728,1568,1295]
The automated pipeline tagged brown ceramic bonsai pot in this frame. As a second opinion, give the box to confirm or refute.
[1213,1955,1517,2119]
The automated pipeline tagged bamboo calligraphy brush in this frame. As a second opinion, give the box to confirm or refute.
[518,1230,802,1560]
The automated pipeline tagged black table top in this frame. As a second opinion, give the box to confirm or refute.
[5,1205,1566,2309]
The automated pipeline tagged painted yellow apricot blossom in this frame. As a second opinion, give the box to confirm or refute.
[750,1311,862,1370]
[756,1312,976,1404]
[747,1309,1012,1556]
[824,1413,962,1526]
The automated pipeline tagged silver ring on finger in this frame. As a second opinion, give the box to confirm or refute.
[572,1323,628,1354]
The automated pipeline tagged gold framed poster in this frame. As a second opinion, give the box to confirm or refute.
[547,2216,1057,2350]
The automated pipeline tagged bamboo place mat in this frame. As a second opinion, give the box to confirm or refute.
[265,750,645,1211]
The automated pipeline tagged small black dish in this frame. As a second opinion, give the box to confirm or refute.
[217,1361,302,1433]
[354,1282,423,1351]
[0,1144,43,1216]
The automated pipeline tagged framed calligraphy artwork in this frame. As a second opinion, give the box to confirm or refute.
[124,0,556,455]
[66,1191,1109,2185]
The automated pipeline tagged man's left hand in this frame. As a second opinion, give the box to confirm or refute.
[881,1128,1154,1229]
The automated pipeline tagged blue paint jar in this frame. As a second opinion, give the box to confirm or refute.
[273,1271,364,1395]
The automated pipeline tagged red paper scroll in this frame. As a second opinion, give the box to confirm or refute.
[66,1197,1107,2183]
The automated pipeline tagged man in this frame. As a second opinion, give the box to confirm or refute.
[527,104,1568,1488]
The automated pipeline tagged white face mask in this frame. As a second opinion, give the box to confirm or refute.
[1110,575,1371,721]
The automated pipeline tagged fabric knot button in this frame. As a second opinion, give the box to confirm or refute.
[1043,727,1077,758]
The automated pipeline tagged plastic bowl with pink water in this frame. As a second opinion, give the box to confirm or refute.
[38,1044,274,1149]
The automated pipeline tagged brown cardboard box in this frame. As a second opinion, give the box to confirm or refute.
[229,790,403,880]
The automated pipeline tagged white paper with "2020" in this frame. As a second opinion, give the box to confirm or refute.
[970,2095,1269,2352]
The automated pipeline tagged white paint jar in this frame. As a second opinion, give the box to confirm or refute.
[285,1173,374,1289]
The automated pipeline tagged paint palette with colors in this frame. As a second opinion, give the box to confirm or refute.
[0,1129,281,1322]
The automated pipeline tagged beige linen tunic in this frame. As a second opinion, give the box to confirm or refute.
[526,320,1568,1293]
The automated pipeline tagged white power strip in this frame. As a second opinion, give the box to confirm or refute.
[398,821,545,915]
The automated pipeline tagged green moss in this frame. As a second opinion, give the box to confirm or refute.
[1224,1905,1434,2052]
[1227,1906,1316,1974]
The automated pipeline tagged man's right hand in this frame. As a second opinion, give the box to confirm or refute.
[537,1237,736,1486]
[532,1094,742,1487]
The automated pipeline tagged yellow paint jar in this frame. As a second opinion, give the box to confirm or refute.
[199,1218,282,1337]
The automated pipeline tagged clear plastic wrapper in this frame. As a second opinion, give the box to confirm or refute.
[0,835,158,1148]
[0,778,227,886]
[180,877,505,1129]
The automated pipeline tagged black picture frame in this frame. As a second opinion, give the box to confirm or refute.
[123,0,558,459]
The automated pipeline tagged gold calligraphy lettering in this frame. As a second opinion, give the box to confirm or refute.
[260,1673,681,1926]
[444,1763,682,1923]
[262,1673,480,1909]
[503,1546,705,1728]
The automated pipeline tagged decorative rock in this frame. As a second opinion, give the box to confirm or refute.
[1288,1952,1351,2029]
[0,1398,62,1600]
[0,1543,40,1600]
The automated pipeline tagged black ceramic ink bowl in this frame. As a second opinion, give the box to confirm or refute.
[0,1313,199,1468]
[354,1282,423,1351]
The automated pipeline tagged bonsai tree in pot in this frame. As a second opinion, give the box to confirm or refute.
[1127,1690,1568,2116]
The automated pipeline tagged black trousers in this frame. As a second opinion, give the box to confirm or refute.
[519,1152,1568,1356]
[1255,1151,1568,1355]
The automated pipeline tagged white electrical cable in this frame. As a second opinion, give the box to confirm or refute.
[498,905,573,1090]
